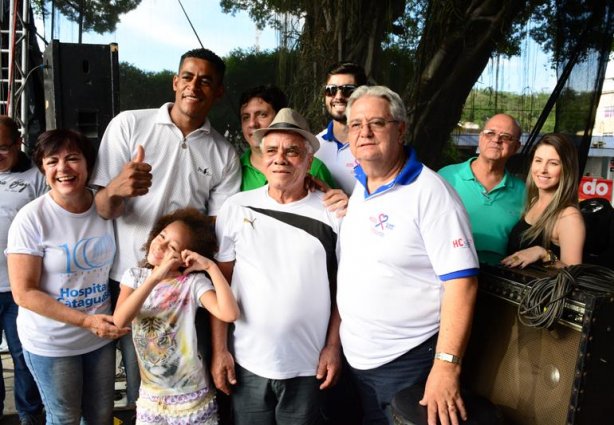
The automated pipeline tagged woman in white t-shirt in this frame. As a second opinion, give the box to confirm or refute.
[6,129,129,425]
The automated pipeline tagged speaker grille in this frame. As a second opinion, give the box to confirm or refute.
[465,292,581,425]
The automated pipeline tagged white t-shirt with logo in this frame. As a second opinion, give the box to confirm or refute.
[90,103,241,281]
[0,164,47,291]
[6,193,115,356]
[215,187,341,379]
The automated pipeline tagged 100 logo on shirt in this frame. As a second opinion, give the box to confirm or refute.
[58,234,115,273]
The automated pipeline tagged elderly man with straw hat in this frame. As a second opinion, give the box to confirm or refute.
[211,108,343,425]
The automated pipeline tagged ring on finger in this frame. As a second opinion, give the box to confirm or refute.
[512,255,519,261]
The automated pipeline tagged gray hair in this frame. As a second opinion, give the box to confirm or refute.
[345,85,407,125]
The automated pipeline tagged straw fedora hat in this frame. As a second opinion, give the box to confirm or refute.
[252,108,320,152]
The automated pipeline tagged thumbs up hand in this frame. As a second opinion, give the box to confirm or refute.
[107,144,153,198]
[133,144,145,164]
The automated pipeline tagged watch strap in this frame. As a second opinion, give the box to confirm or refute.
[434,352,462,364]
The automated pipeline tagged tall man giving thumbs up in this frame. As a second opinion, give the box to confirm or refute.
[90,48,241,406]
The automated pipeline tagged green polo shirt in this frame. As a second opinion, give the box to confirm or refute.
[439,157,525,265]
[240,149,337,192]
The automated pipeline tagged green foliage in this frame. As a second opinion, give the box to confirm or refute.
[219,0,406,130]
[118,48,284,153]
[115,0,607,169]
[31,0,47,16]
[219,0,305,30]
[459,88,556,133]
[119,62,174,111]
[555,88,595,134]
[382,0,427,53]
[33,0,141,38]
[529,0,611,66]
[208,48,284,152]
[378,45,415,94]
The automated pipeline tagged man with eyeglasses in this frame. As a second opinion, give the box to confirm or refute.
[315,62,368,194]
[439,113,525,264]
[338,86,478,425]
[0,116,45,424]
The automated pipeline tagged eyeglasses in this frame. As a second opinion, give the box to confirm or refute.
[324,84,357,97]
[0,143,16,154]
[348,118,399,133]
[481,129,517,144]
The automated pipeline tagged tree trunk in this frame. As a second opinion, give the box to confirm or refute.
[77,0,84,43]
[405,0,531,169]
[291,0,405,128]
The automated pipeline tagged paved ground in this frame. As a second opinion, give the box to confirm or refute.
[1,348,136,425]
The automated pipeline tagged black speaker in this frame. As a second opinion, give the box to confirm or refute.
[464,273,614,425]
[43,40,119,150]
[580,198,614,268]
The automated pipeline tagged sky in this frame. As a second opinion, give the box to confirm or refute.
[36,0,278,72]
[34,0,558,92]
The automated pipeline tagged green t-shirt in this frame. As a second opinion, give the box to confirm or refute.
[240,149,337,192]
[439,157,525,265]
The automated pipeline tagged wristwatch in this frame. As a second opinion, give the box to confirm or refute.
[434,352,462,364]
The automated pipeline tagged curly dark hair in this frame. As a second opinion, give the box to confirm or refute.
[141,207,217,268]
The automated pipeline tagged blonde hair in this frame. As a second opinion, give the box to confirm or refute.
[521,133,579,248]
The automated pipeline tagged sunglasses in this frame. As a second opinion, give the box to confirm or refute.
[324,84,357,97]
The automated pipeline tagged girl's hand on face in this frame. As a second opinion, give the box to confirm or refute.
[152,249,182,281]
[182,249,213,274]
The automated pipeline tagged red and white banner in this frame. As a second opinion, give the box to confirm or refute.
[578,177,613,202]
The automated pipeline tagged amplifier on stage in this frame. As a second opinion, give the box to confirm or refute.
[464,264,614,425]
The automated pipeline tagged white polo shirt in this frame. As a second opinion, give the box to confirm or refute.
[315,122,358,194]
[337,147,479,370]
[90,103,241,281]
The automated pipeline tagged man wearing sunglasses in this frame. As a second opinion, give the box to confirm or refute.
[439,113,525,265]
[315,62,368,194]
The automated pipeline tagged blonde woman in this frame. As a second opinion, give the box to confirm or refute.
[502,133,585,268]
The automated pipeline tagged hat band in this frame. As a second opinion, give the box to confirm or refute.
[269,122,304,131]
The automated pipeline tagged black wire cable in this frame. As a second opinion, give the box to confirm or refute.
[518,264,614,328]
[177,0,204,49]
